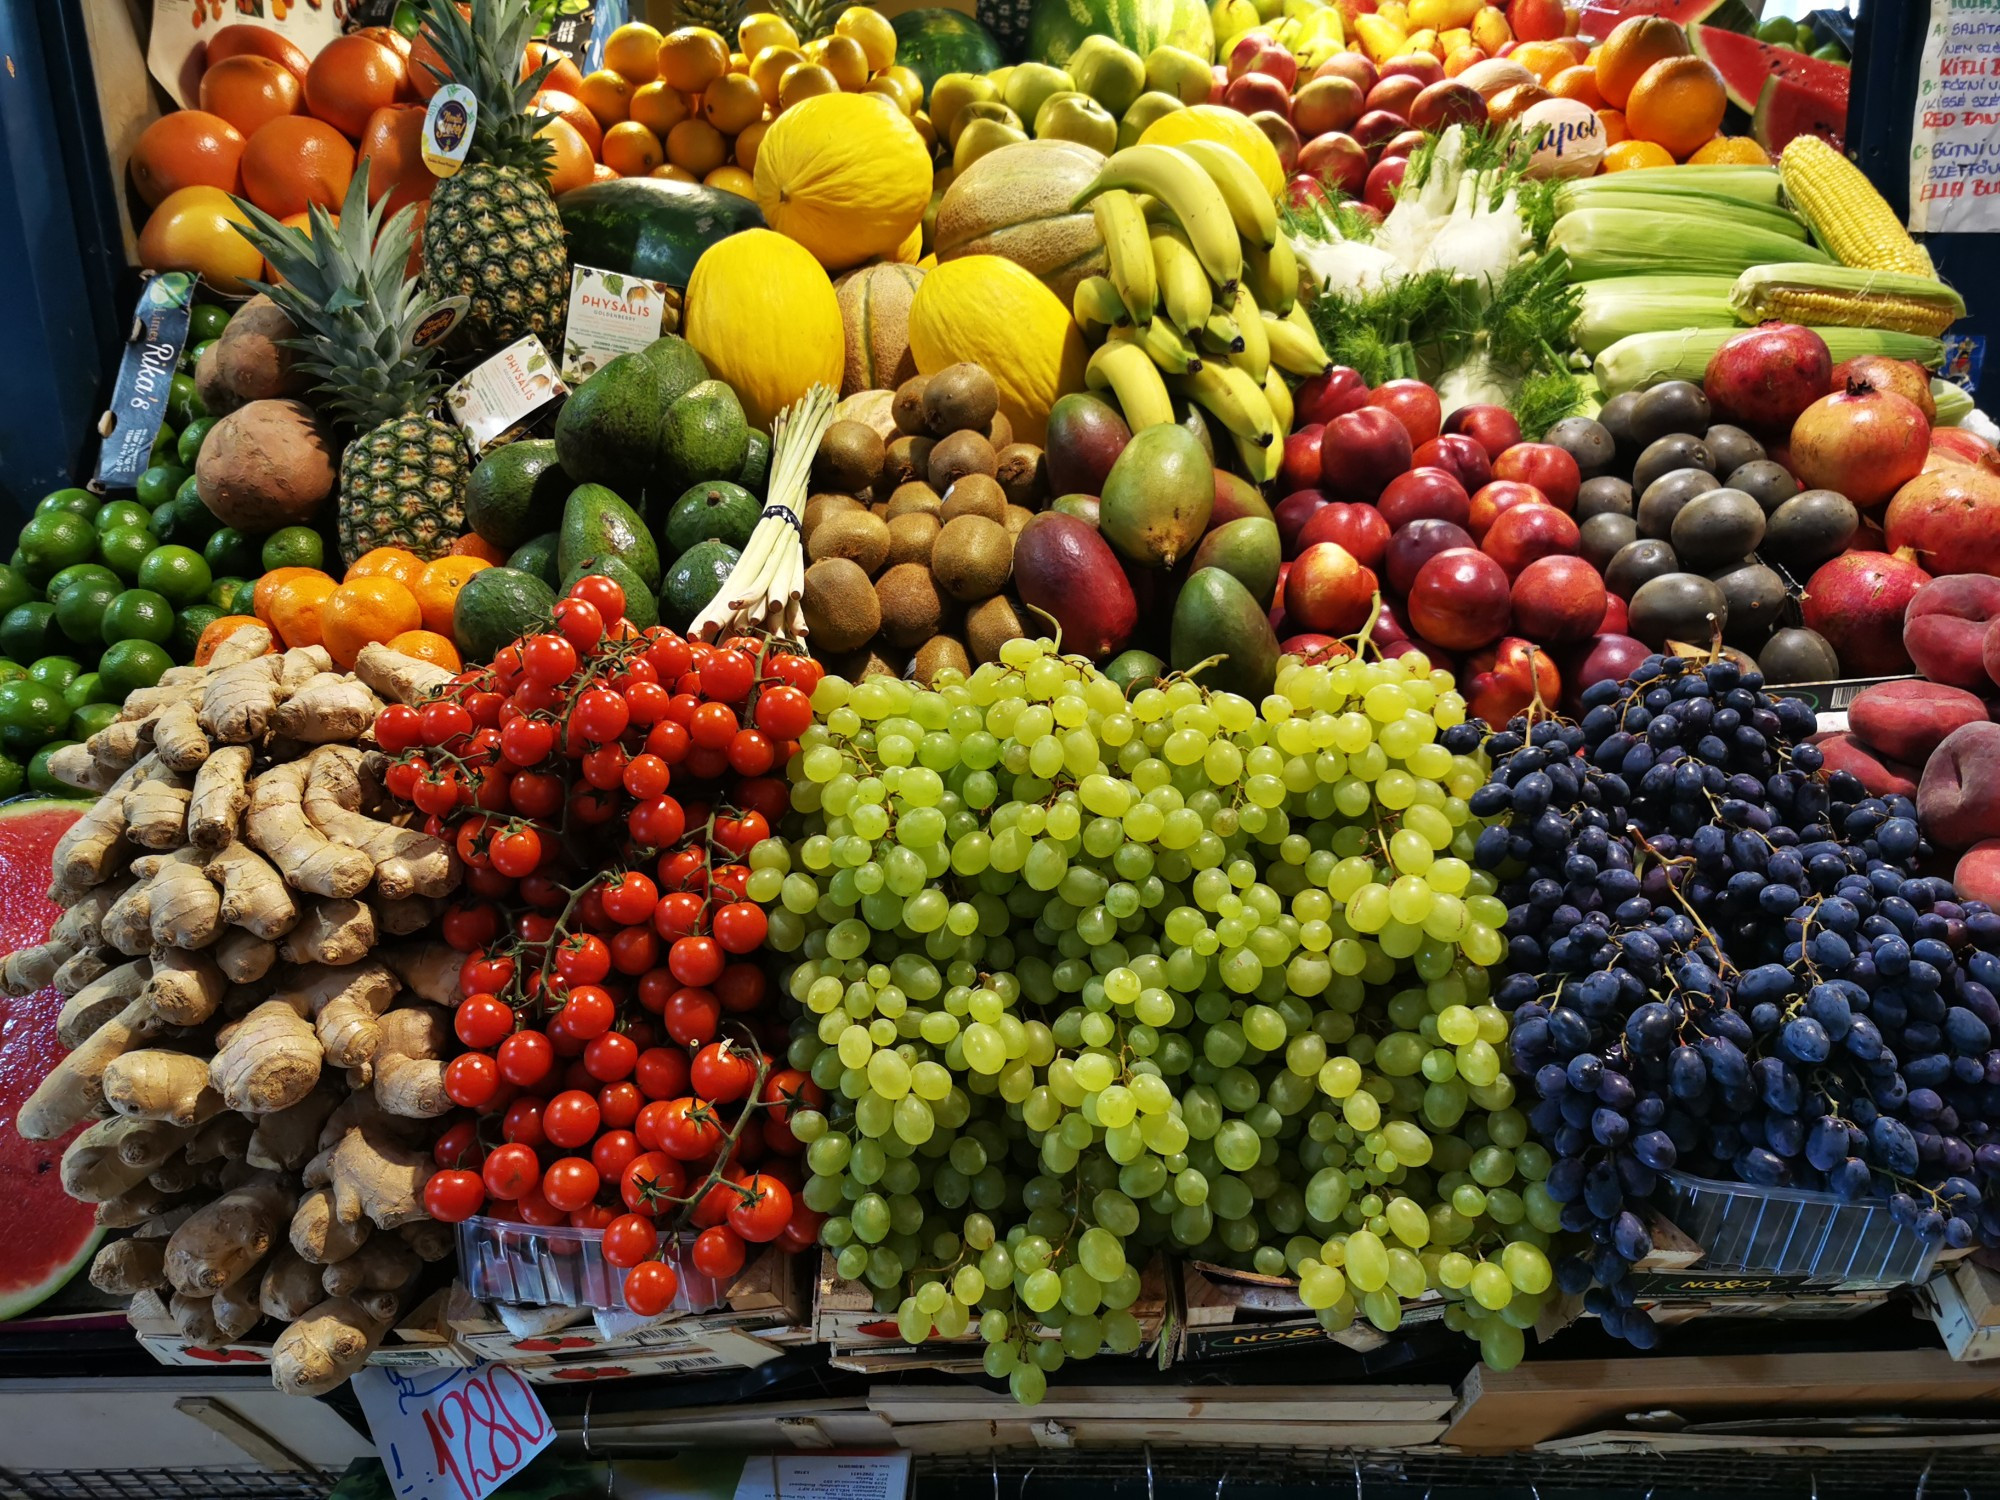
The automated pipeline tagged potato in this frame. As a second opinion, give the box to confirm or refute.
[1918,722,2000,848]
[1848,680,1987,766]
[213,295,307,405]
[1806,730,1919,800]
[195,399,337,533]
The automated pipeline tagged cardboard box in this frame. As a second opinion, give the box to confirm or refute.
[1172,1260,1445,1362]
[1923,1259,2000,1362]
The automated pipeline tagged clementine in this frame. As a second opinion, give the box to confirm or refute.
[267,572,339,649]
[449,533,508,564]
[1624,55,1729,159]
[602,120,665,177]
[358,104,434,214]
[322,576,422,667]
[386,629,462,670]
[414,555,490,637]
[241,115,356,217]
[1601,138,1675,171]
[666,118,726,176]
[199,53,304,137]
[205,22,310,81]
[1596,107,1629,145]
[649,164,698,182]
[540,118,597,194]
[137,186,264,294]
[344,547,426,590]
[130,110,246,208]
[253,567,320,625]
[306,34,407,140]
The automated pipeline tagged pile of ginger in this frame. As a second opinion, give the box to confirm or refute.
[8,623,471,1394]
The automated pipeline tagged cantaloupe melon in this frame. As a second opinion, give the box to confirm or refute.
[934,139,1109,304]
[685,229,845,429]
[753,94,933,273]
[833,262,925,397]
[908,255,1087,447]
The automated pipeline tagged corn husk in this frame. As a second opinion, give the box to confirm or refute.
[1553,188,1808,242]
[1555,164,1783,208]
[1729,261,1965,334]
[1552,209,1830,282]
[1935,380,1975,427]
[1595,326,1945,396]
[1571,276,1739,358]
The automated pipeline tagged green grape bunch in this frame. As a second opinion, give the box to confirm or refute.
[743,638,1559,1400]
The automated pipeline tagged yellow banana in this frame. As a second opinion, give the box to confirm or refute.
[1233,427,1285,483]
[1228,282,1269,382]
[1072,275,1130,340]
[1263,310,1332,376]
[1173,361,1278,446]
[1242,231,1299,317]
[1149,227,1213,334]
[1263,364,1294,436]
[1109,317,1203,375]
[1087,340,1177,431]
[1074,144,1242,291]
[1198,309,1243,356]
[1091,189,1157,327]
[1176,139,1279,249]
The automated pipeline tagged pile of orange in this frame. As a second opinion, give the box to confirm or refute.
[1562,16,1766,171]
[249,547,488,668]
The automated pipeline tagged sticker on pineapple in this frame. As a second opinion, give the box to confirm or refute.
[445,335,569,453]
[409,296,471,355]
[561,266,677,384]
[423,84,479,180]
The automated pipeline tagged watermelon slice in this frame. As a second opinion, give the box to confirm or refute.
[0,799,105,1319]
[1691,23,1853,115]
[1753,72,1848,155]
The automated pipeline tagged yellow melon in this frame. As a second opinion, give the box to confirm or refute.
[933,139,1108,304]
[833,262,924,398]
[752,92,931,273]
[1136,104,1285,199]
[907,255,1086,447]
[684,228,844,429]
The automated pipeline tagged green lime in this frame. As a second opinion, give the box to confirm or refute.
[50,564,119,599]
[184,338,218,372]
[99,639,171,696]
[262,526,326,573]
[0,604,60,662]
[137,545,212,606]
[98,526,158,582]
[149,424,178,465]
[27,741,78,796]
[0,680,69,757]
[19,512,99,579]
[63,672,110,710]
[189,304,231,341]
[0,753,23,801]
[27,657,81,692]
[0,566,30,618]
[173,604,222,662]
[101,589,174,647]
[177,416,220,468]
[38,488,99,520]
[207,575,249,610]
[229,578,261,614]
[203,527,260,578]
[0,660,23,685]
[136,465,189,509]
[94,501,152,536]
[53,582,118,647]
[69,702,118,740]
[152,493,217,548]
[166,372,204,429]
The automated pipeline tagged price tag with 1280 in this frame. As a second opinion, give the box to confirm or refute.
[352,1362,555,1500]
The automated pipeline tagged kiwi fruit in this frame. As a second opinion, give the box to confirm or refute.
[802,557,881,652]
[815,420,886,494]
[923,362,1000,436]
[996,443,1048,508]
[886,511,940,568]
[987,410,1015,451]
[832,645,905,682]
[882,434,934,491]
[893,375,930,436]
[803,492,863,535]
[808,510,891,575]
[876,562,944,646]
[929,429,998,492]
[966,593,1028,663]
[911,634,971,685]
[931,515,1013,601]
[940,472,1007,523]
[1002,504,1035,539]
[885,481,942,520]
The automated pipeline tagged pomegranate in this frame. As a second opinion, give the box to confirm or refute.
[1885,453,2000,578]
[1802,550,1933,677]
[1703,322,1832,435]
[1790,379,1931,508]
[1831,355,1934,421]
[1932,426,1996,466]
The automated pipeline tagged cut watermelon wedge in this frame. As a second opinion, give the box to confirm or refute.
[0,799,105,1320]
[1753,72,1848,155]
[1691,23,1853,115]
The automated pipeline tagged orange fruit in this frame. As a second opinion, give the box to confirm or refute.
[604,22,666,84]
[450,533,509,564]
[387,629,462,670]
[835,6,897,72]
[1547,64,1604,108]
[130,111,246,208]
[264,209,337,284]
[305,34,406,140]
[524,42,587,97]
[1597,107,1629,145]
[651,163,699,182]
[345,547,426,589]
[733,117,769,171]
[267,572,339,649]
[1687,135,1771,165]
[1593,14,1689,110]
[535,89,604,154]
[778,62,839,110]
[631,82,693,138]
[414,555,491,637]
[354,25,413,64]
[138,186,264,294]
[750,45,805,106]
[540,117,596,193]
[593,162,622,182]
[359,104,435,214]
[666,118,727,176]
[703,73,763,135]
[602,119,665,177]
[1624,56,1729,159]
[817,35,871,91]
[199,54,304,138]
[205,23,310,82]
[322,576,422,667]
[1602,138,1675,171]
[241,115,356,217]
[739,13,800,56]
[578,68,634,126]
[660,27,731,92]
[194,614,271,666]
[253,567,318,625]
[704,164,756,198]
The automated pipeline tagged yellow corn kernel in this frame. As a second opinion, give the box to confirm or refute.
[1731,262,1963,338]
[1780,135,1935,277]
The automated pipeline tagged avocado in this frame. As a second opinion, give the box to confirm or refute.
[658,379,751,493]
[663,480,761,556]
[639,334,709,405]
[560,483,660,590]
[507,531,560,586]
[738,429,771,492]
[562,556,659,630]
[659,540,741,630]
[452,567,556,664]
[553,351,669,492]
[466,439,571,550]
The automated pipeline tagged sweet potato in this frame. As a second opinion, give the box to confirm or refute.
[1848,679,1987,765]
[195,400,336,533]
[1808,730,1920,799]
[1918,722,2000,848]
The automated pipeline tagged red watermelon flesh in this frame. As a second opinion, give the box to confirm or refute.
[0,800,105,1319]
[1753,72,1848,155]
[1691,23,1852,115]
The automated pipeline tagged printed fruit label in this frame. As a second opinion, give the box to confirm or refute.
[423,85,480,179]
[560,266,676,384]
[445,336,569,453]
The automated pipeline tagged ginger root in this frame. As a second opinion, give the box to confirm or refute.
[152,698,211,773]
[102,1049,220,1126]
[211,999,321,1114]
[275,674,383,744]
[247,1086,340,1172]
[144,947,225,1026]
[20,997,163,1139]
[369,1006,452,1119]
[214,927,276,984]
[308,1114,434,1230]
[206,839,298,938]
[199,647,330,744]
[91,1237,167,1294]
[291,1184,371,1264]
[382,942,464,1008]
[321,1235,420,1299]
[138,848,223,950]
[185,1110,255,1164]
[303,746,455,899]
[51,755,157,892]
[0,938,72,997]
[172,1292,227,1348]
[247,760,372,898]
[164,1174,294,1296]
[207,622,275,669]
[47,741,113,793]
[123,767,193,850]
[273,1296,387,1397]
[398,1219,456,1263]
[97,1181,185,1229]
[189,745,253,852]
[274,962,397,1069]
[52,946,112,997]
[60,1117,171,1203]
[279,898,375,967]
[372,896,437,936]
[355,643,454,707]
[213,1263,267,1340]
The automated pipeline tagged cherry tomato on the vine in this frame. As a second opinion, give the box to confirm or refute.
[644,720,691,764]
[728,1173,794,1242]
[461,953,515,996]
[652,890,705,941]
[734,777,789,824]
[657,846,709,893]
[555,932,611,987]
[500,716,555,766]
[571,574,626,623]
[517,910,558,946]
[456,993,514,1049]
[689,701,738,750]
[598,1080,642,1130]
[725,729,775,776]
[601,1211,659,1269]
[766,651,822,695]
[628,794,686,849]
[569,784,620,825]
[424,1169,486,1223]
[574,687,631,744]
[592,1129,642,1183]
[444,1052,499,1108]
[623,1259,679,1314]
[582,742,629,791]
[610,925,659,975]
[541,1157,600,1213]
[655,1096,725,1160]
[442,901,501,951]
[569,1202,619,1230]
[601,871,659,926]
[502,1096,547,1148]
[517,1187,567,1226]
[542,1089,602,1149]
[509,770,563,819]
[496,1030,555,1088]
[375,704,422,751]
[624,682,669,727]
[690,1225,746,1279]
[521,633,578,687]
[433,1119,481,1168]
[585,1029,640,1082]
[645,632,692,683]
[455,818,493,870]
[754,685,812,741]
[700,648,755,703]
[413,770,463,816]
[691,1041,758,1103]
[490,826,544,879]
[760,1068,825,1124]
[711,901,768,955]
[622,753,671,800]
[384,759,421,801]
[420,700,473,748]
[560,984,615,1040]
[663,986,720,1048]
[685,745,731,780]
[482,1142,541,1201]
[670,935,726,988]
[635,1047,691,1100]
[621,1151,685,1213]
[552,596,604,652]
[716,962,767,1014]
[519,873,566,911]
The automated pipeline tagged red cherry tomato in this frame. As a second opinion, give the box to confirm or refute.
[521,633,578,687]
[460,953,515,995]
[580,746,627,796]
[753,684,812,740]
[552,596,604,652]
[501,1096,547,1148]
[628,795,686,850]
[624,682,669,728]
[699,648,755,703]
[621,1150,686,1213]
[689,701,738,750]
[601,1211,660,1269]
[635,1047,691,1100]
[652,890,706,941]
[488,826,543,879]
[727,1173,794,1242]
[670,935,725,988]
[555,933,612,987]
[766,650,822,695]
[656,1096,726,1160]
[691,1041,758,1103]
[374,704,422,752]
[584,1029,639,1082]
[500,716,555,766]
[644,719,691,764]
[760,1068,826,1124]
[560,985,615,1040]
[420,700,473,747]
[444,1052,500,1108]
[601,872,660,927]
[574,687,631,744]
[716,962,767,1014]
[423,1168,486,1223]
[569,1202,619,1230]
[433,1118,481,1168]
[541,1156,600,1213]
[569,784,620,825]
[412,770,463,816]
[646,632,693,683]
[543,1089,602,1149]
[496,1030,555,1088]
[482,1142,541,1201]
[509,770,563,819]
[609,925,660,975]
[517,1187,567,1226]
[571,573,627,623]
[690,1225,747,1279]
[711,901,768,955]
[663,986,720,1048]
[621,753,671,801]
[623,1258,680,1314]
[598,1081,642,1130]
[455,993,513,1049]
[725,728,775,776]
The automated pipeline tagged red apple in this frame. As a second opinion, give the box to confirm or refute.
[1353,109,1409,150]
[1293,76,1366,138]
[1464,636,1561,724]
[1280,632,1353,664]
[1412,433,1492,492]
[1299,501,1392,569]
[1227,29,1282,79]
[1347,202,1384,226]
[1315,52,1377,94]
[1379,466,1470,530]
[1274,488,1332,552]
[1386,517,1475,594]
[1286,174,1333,211]
[1506,0,1567,41]
[1281,426,1326,493]
[1366,74,1424,118]
[1483,501,1580,578]
[1467,479,1548,539]
[1297,132,1369,195]
[1492,441,1581,513]
[1224,71,1293,117]
[1443,404,1523,460]
[1381,53,1446,86]
[1601,592,1628,635]
[1363,154,1407,212]
[1409,547,1511,650]
[1382,128,1429,159]
[1251,111,1302,173]
[1410,79,1487,129]
[1510,554,1607,642]
[1320,405,1413,500]
[1367,379,1443,446]
[1286,541,1379,633]
[1296,366,1371,427]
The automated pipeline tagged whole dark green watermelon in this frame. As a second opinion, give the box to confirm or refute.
[1026,0,1213,66]
[556,178,766,293]
[891,9,1005,97]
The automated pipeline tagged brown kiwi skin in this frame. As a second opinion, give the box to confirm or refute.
[1001,504,1035,539]
[815,420,887,494]
[931,515,1013,602]
[928,429,998,493]
[875,562,945,647]
[885,481,942,520]
[886,511,940,568]
[881,434,934,493]
[987,410,1014,451]
[808,510,891,575]
[802,558,882,652]
[995,443,1048,508]
[911,634,971,685]
[803,492,863,535]
[965,593,1028,663]
[940,473,1007,523]
[923,362,1001,437]
[893,376,930,436]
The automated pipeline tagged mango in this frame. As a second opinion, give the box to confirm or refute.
[1012,512,1137,658]
[1211,469,1275,527]
[1171,567,1281,697]
[1051,493,1102,526]
[1045,392,1132,498]
[1100,424,1212,569]
[1105,648,1165,692]
[1187,517,1281,609]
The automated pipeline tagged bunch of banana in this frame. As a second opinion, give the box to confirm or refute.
[1069,141,1332,484]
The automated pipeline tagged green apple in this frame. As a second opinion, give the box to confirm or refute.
[1069,35,1147,117]
[930,72,998,146]
[1002,62,1074,135]
[1144,45,1214,106]
[955,116,1028,172]
[1117,90,1187,150]
[1034,90,1118,155]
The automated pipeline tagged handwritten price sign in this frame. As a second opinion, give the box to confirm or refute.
[353,1363,555,1500]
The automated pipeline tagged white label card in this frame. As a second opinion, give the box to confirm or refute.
[353,1362,555,1500]
[561,265,676,384]
[444,335,568,452]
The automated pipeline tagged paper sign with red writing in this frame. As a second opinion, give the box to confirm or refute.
[561,265,677,384]
[352,1361,555,1500]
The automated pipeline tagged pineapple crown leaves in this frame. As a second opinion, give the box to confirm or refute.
[419,0,559,173]
[230,164,450,433]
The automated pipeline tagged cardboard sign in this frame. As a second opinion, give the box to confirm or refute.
[147,1,343,110]
[95,273,196,492]
[353,1362,555,1500]
[561,266,675,383]
[444,336,567,452]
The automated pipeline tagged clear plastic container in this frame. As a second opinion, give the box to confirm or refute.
[1659,1169,1943,1285]
[455,1217,727,1312]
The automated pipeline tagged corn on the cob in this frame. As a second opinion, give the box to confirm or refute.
[1552,189,1809,241]
[1572,276,1739,357]
[1551,209,1829,282]
[1935,380,1973,427]
[1731,262,1964,337]
[1556,164,1783,208]
[1779,136,1935,277]
[1596,326,1944,395]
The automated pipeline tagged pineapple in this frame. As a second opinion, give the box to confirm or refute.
[663,0,748,36]
[771,0,839,41]
[233,167,472,567]
[418,0,571,353]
